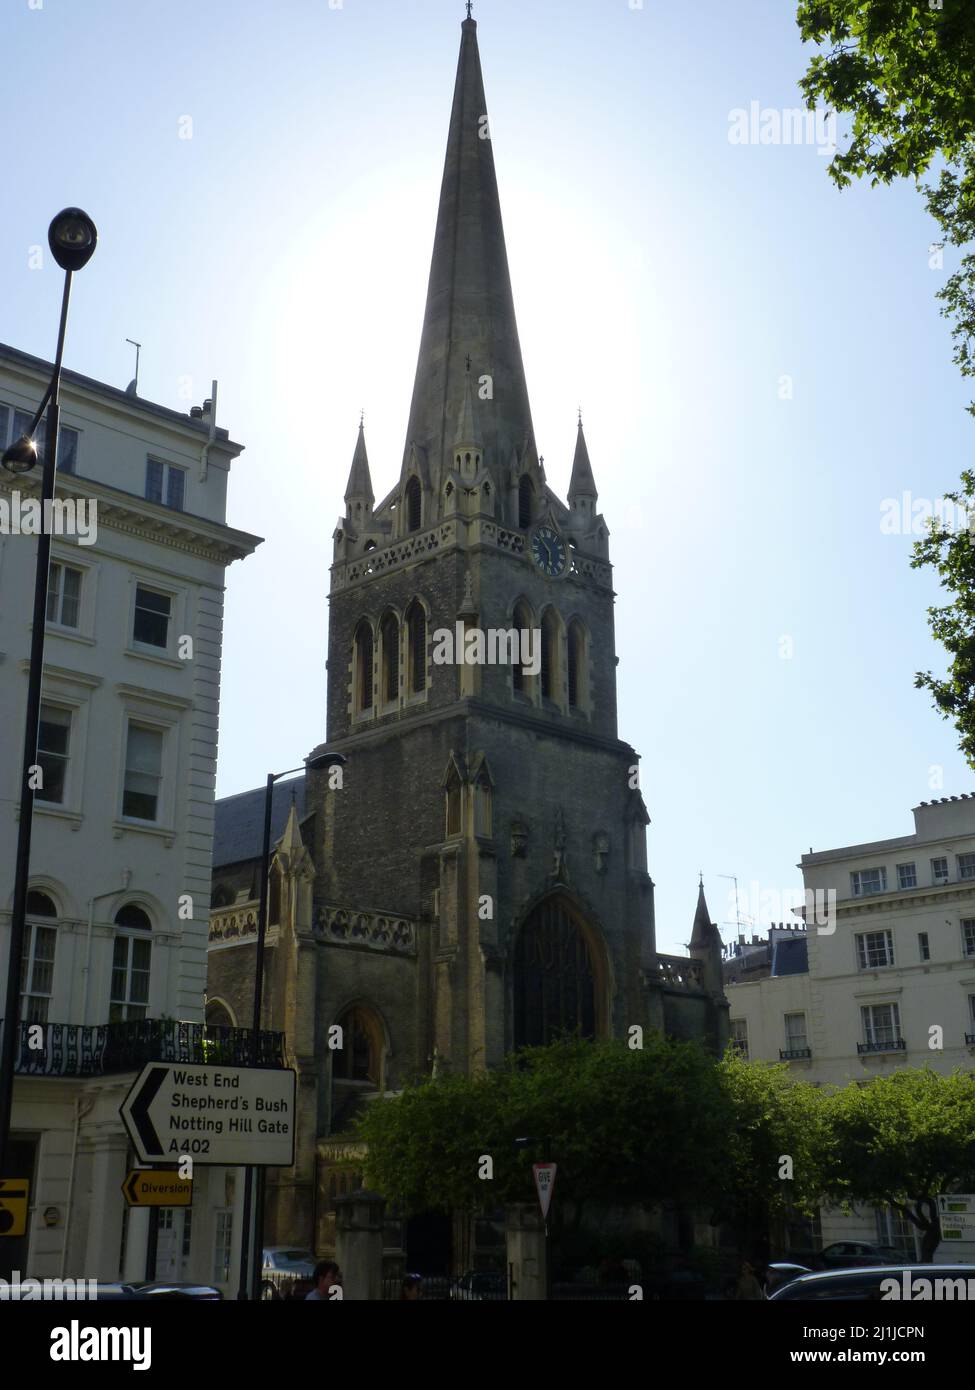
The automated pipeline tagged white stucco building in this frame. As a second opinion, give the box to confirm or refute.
[0,343,262,1289]
[725,795,975,1260]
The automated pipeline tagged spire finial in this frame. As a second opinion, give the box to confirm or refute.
[466,0,473,17]
[578,406,583,428]
[359,408,365,429]
[699,871,704,888]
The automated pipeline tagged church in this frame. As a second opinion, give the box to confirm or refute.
[206,10,728,1268]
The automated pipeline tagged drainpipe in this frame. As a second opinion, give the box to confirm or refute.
[83,874,129,1026]
[199,380,218,482]
[60,1094,95,1278]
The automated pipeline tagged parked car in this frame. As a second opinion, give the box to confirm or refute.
[93,1282,223,1300]
[768,1264,974,1300]
[261,1247,317,1300]
[764,1263,811,1295]
[450,1271,507,1301]
[819,1241,903,1268]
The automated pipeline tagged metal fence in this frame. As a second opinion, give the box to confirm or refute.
[7,1019,287,1076]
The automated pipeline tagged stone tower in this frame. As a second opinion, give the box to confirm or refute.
[208,11,727,1257]
[305,11,722,1084]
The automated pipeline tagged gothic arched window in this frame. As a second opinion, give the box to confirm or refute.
[518,475,533,530]
[540,611,560,703]
[445,764,463,837]
[567,620,586,711]
[381,612,400,704]
[330,1003,386,1132]
[405,477,422,533]
[512,600,532,696]
[513,897,600,1049]
[354,620,374,714]
[406,600,427,694]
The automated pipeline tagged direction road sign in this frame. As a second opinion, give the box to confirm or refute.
[122,1170,193,1208]
[533,1162,556,1222]
[120,1063,297,1167]
[0,1179,29,1237]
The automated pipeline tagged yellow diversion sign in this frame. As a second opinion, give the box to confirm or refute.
[122,1170,192,1208]
[0,1179,29,1237]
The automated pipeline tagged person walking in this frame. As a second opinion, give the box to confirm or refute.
[306,1261,342,1300]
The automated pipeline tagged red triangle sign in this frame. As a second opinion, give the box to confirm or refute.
[533,1162,556,1221]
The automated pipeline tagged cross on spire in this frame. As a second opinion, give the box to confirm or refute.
[466,0,473,17]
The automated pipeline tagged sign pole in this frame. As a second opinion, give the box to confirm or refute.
[145,1207,159,1282]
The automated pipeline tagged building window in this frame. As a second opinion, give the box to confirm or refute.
[856,929,895,969]
[958,853,975,881]
[36,705,71,805]
[962,920,975,958]
[46,563,82,628]
[133,585,172,649]
[513,896,599,1049]
[445,767,462,837]
[931,856,949,885]
[406,600,427,694]
[729,1019,749,1059]
[969,995,975,1033]
[784,1012,808,1053]
[123,724,163,821]
[20,892,58,1025]
[918,931,930,962]
[110,929,152,1022]
[213,1212,233,1285]
[896,863,917,890]
[146,459,185,511]
[875,1205,918,1261]
[405,477,422,533]
[512,601,532,695]
[851,867,887,897]
[380,613,400,704]
[540,612,559,702]
[861,1002,901,1048]
[567,621,585,710]
[474,768,492,837]
[518,475,533,530]
[353,621,374,714]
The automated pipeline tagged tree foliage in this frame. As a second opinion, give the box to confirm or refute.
[817,1067,975,1261]
[797,1,975,766]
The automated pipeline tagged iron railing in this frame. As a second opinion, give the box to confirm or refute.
[779,1047,812,1060]
[857,1038,907,1054]
[6,1019,286,1076]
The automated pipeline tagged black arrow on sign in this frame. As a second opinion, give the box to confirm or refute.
[129,1066,167,1157]
[125,1171,142,1205]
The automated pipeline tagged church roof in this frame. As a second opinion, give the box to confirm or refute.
[212,777,306,869]
[690,881,720,949]
[403,15,534,488]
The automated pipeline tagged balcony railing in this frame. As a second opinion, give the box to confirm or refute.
[779,1046,812,1060]
[857,1038,907,1054]
[5,1019,286,1077]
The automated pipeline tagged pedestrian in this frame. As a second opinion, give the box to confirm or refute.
[306,1261,342,1300]
[733,1260,765,1300]
[400,1274,423,1301]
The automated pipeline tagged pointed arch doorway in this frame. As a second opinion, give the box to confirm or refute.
[512,893,609,1049]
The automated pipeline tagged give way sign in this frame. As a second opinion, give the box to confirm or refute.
[533,1162,556,1221]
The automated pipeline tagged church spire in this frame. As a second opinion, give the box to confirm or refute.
[568,414,598,513]
[690,880,718,949]
[344,419,374,521]
[402,12,534,492]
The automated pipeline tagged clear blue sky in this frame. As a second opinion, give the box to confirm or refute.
[3,0,971,953]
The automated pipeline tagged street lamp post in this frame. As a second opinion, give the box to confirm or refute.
[0,210,98,1182]
[236,751,346,1301]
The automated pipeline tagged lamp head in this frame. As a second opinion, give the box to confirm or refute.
[1,434,38,474]
[48,208,98,272]
[306,752,347,773]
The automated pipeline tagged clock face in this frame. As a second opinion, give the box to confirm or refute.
[530,525,568,578]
